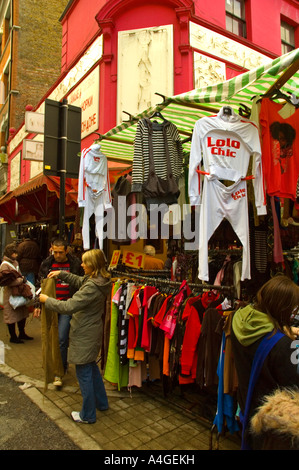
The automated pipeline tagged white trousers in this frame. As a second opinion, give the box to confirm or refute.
[81,191,105,250]
[198,177,251,281]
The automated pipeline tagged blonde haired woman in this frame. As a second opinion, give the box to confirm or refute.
[39,249,111,424]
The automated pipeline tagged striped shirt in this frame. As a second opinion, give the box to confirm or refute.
[51,261,71,301]
[132,118,183,192]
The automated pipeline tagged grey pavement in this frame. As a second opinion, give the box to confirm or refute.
[0,371,80,450]
[0,310,241,452]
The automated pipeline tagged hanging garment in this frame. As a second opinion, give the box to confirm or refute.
[213,332,240,435]
[140,286,158,351]
[179,291,221,383]
[104,282,129,390]
[188,107,266,281]
[126,288,147,361]
[200,178,251,281]
[132,118,183,206]
[40,278,64,391]
[159,280,191,340]
[240,330,284,450]
[270,196,284,264]
[221,311,239,395]
[188,106,266,213]
[196,307,225,389]
[259,98,299,201]
[112,174,138,244]
[78,144,112,249]
[117,283,129,365]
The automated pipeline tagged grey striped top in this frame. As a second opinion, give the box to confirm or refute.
[132,118,183,192]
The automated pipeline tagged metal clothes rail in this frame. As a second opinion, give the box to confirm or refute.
[112,269,235,299]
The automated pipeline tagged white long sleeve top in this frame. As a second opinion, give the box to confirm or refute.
[188,107,267,215]
[78,143,112,209]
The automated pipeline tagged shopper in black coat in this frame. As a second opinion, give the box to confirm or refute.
[231,275,299,450]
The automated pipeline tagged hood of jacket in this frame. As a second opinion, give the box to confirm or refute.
[251,388,299,446]
[232,304,274,346]
[87,274,111,295]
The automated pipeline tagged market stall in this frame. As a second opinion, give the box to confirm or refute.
[90,49,299,440]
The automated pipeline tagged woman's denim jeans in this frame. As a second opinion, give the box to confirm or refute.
[75,361,108,423]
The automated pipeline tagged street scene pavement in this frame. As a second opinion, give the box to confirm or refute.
[0,371,80,450]
[0,310,241,452]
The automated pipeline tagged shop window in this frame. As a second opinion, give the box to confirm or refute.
[281,21,295,55]
[225,0,247,38]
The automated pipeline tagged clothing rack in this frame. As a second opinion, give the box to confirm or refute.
[112,269,235,299]
[283,250,299,259]
[110,268,237,439]
[112,265,171,278]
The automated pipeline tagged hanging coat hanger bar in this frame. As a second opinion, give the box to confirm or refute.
[113,265,170,276]
[182,136,192,143]
[93,132,134,146]
[238,103,251,117]
[267,88,295,105]
[168,98,220,114]
[113,270,235,294]
[135,269,171,276]
[264,56,299,97]
[122,111,139,122]
[154,92,167,103]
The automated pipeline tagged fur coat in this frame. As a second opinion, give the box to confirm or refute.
[251,388,299,450]
[0,256,29,324]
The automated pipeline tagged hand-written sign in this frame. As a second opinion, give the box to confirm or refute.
[122,250,145,269]
[109,250,121,269]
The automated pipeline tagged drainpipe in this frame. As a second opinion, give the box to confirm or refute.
[6,0,20,144]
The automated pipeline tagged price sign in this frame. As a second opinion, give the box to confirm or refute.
[109,250,121,269]
[122,250,145,269]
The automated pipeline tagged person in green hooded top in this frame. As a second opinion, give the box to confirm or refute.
[231,274,299,450]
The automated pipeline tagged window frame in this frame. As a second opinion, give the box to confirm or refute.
[225,0,247,39]
[281,20,295,55]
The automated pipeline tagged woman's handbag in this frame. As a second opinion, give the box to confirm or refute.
[9,279,35,309]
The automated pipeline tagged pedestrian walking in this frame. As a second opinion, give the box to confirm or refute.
[0,243,33,343]
[17,230,41,286]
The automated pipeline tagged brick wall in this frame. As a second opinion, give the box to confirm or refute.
[10,0,69,130]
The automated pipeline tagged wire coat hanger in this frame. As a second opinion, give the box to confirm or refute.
[148,110,166,121]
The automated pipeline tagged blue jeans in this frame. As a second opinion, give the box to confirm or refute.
[23,272,35,286]
[58,314,71,372]
[76,362,108,423]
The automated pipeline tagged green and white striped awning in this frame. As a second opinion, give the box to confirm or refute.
[98,48,299,163]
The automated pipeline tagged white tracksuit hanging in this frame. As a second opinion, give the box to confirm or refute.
[78,144,112,249]
[188,107,267,282]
